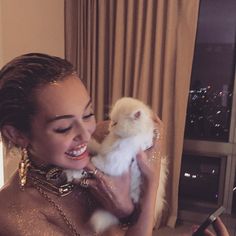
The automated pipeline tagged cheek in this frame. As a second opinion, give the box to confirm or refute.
[37,134,70,155]
[87,118,96,135]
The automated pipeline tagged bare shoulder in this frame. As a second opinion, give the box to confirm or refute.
[0,173,30,234]
[0,173,22,206]
[0,173,67,235]
[0,172,38,216]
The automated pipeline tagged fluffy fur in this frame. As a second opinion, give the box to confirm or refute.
[65,97,168,233]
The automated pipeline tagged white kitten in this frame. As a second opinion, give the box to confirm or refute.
[65,97,168,233]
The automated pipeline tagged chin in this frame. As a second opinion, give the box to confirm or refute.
[65,153,90,170]
[72,159,90,170]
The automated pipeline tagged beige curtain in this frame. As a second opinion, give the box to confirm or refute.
[65,0,199,227]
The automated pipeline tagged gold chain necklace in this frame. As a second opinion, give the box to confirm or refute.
[34,183,80,236]
[28,173,74,197]
[27,164,97,236]
[27,164,80,236]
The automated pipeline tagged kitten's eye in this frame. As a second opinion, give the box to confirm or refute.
[54,126,72,134]
[111,121,117,127]
[83,113,94,120]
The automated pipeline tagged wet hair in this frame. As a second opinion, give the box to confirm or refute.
[0,53,75,143]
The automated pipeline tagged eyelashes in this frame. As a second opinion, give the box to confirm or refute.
[53,113,94,134]
[83,113,94,120]
[54,126,72,134]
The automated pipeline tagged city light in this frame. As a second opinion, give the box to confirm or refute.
[185,84,232,141]
[184,173,191,177]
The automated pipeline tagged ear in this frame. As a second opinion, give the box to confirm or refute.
[1,125,29,148]
[132,110,141,120]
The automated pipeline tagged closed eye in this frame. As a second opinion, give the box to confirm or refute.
[83,113,94,120]
[54,126,72,134]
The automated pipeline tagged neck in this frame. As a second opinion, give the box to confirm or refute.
[27,156,74,197]
[28,153,59,172]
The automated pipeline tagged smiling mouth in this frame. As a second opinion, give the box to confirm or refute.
[65,144,88,160]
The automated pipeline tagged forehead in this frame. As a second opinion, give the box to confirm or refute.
[34,75,90,116]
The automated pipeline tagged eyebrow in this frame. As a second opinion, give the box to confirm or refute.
[46,99,92,124]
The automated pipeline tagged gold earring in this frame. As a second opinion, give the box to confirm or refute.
[18,148,30,189]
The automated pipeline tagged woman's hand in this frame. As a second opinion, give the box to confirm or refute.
[83,162,134,218]
[137,114,164,190]
[203,218,229,236]
[189,217,230,236]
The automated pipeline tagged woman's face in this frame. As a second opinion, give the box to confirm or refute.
[28,75,96,170]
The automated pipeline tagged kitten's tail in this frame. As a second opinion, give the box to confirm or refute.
[90,210,119,234]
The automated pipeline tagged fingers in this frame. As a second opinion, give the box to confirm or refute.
[79,178,115,207]
[136,150,160,175]
[144,145,161,164]
[191,218,229,236]
[151,114,164,155]
[78,174,116,209]
[152,114,163,135]
[78,178,99,189]
[84,162,105,179]
[203,229,215,236]
[212,218,229,236]
[191,225,214,236]
[82,162,113,193]
[78,178,90,188]
[152,112,163,125]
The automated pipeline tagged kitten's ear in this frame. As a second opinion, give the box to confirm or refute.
[132,110,141,120]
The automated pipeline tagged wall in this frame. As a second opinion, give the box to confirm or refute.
[0,0,65,186]
[0,0,64,67]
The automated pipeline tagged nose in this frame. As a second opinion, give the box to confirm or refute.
[74,123,92,142]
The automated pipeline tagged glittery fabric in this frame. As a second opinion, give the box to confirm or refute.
[0,172,101,236]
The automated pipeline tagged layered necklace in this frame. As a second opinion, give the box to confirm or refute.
[27,162,81,236]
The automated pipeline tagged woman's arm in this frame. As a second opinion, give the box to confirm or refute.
[125,115,164,235]
[124,150,161,236]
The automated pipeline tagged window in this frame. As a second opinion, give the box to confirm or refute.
[179,0,236,218]
[184,1,236,142]
[179,154,226,208]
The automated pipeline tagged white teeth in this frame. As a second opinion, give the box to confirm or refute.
[66,144,87,157]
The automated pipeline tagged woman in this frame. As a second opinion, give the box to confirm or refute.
[0,53,162,235]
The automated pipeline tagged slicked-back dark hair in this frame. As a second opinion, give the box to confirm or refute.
[0,53,75,143]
